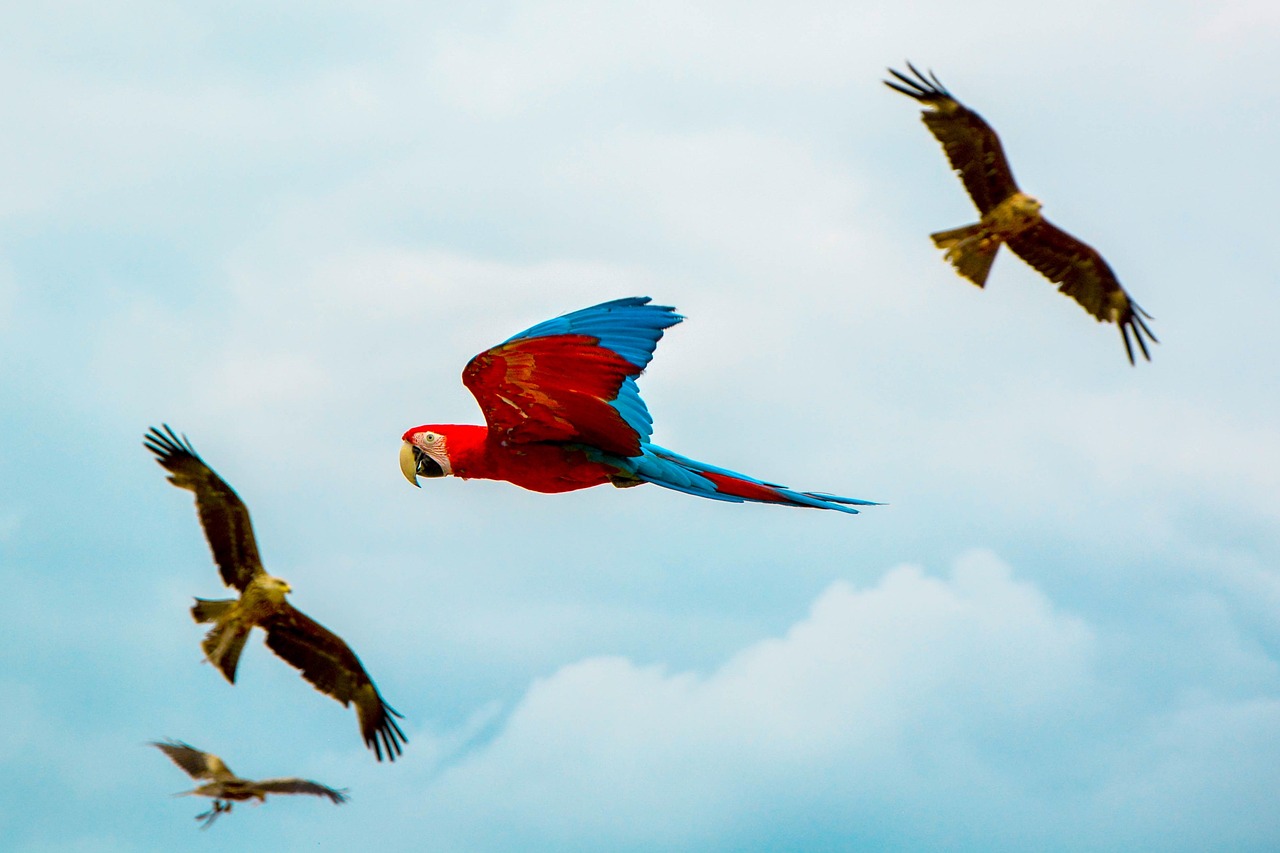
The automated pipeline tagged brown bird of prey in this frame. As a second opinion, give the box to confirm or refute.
[885,62,1157,364]
[152,739,347,828]
[144,425,407,762]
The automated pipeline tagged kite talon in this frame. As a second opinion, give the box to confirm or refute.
[195,800,231,830]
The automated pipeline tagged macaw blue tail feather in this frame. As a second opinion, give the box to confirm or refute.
[621,444,879,514]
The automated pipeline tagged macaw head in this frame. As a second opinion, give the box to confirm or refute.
[400,425,454,486]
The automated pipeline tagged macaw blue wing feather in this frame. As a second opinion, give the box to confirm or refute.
[504,296,682,373]
[465,297,682,455]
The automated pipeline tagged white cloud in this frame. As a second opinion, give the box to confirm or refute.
[382,551,1280,851]
[416,553,1094,847]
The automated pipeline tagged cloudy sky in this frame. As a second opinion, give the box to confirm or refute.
[3,1,1279,850]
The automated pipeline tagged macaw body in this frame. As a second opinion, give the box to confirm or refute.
[401,297,877,514]
[412,424,615,493]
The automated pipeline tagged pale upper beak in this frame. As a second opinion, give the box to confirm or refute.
[400,441,421,487]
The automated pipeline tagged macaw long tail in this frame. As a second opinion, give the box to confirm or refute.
[627,445,879,514]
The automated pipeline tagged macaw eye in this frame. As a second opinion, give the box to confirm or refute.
[424,432,439,443]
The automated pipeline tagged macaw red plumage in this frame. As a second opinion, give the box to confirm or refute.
[400,297,878,513]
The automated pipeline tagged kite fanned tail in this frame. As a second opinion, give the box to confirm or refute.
[621,445,880,513]
[930,223,999,287]
[193,598,249,683]
[192,597,235,623]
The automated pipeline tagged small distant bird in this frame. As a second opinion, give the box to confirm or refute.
[152,739,347,829]
[885,62,1157,364]
[400,297,878,512]
[145,425,407,761]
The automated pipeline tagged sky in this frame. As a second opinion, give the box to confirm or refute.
[2,1,1279,850]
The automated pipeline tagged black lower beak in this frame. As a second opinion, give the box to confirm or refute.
[414,445,445,478]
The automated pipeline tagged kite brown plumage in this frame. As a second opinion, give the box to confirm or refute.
[152,739,348,828]
[885,62,1157,364]
[145,425,407,761]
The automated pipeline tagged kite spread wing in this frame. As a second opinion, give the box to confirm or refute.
[262,603,407,762]
[461,297,683,458]
[144,426,264,591]
[254,778,350,803]
[152,740,235,782]
[885,62,1020,215]
[1005,220,1157,363]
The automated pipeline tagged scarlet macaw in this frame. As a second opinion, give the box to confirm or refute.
[400,297,877,513]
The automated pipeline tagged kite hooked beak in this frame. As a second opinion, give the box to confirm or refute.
[400,441,445,487]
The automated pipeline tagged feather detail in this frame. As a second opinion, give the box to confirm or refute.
[261,603,407,762]
[615,445,880,513]
[462,298,682,455]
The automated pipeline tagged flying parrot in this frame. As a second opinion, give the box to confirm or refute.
[400,297,878,513]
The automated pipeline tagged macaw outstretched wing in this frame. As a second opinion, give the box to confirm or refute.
[462,297,683,458]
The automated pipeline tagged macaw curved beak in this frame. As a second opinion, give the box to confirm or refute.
[400,442,422,487]
[400,441,446,487]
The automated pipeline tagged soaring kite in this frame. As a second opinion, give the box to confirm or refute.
[885,63,1157,364]
[400,297,877,513]
[145,426,407,762]
[152,739,347,829]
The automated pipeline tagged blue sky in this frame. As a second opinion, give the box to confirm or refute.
[2,1,1279,850]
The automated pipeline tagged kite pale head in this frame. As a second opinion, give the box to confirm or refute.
[400,426,453,486]
[1006,191,1043,221]
[259,575,292,602]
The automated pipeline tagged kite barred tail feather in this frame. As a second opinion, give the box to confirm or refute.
[192,599,250,683]
[627,445,879,514]
[930,223,999,287]
[191,597,235,623]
